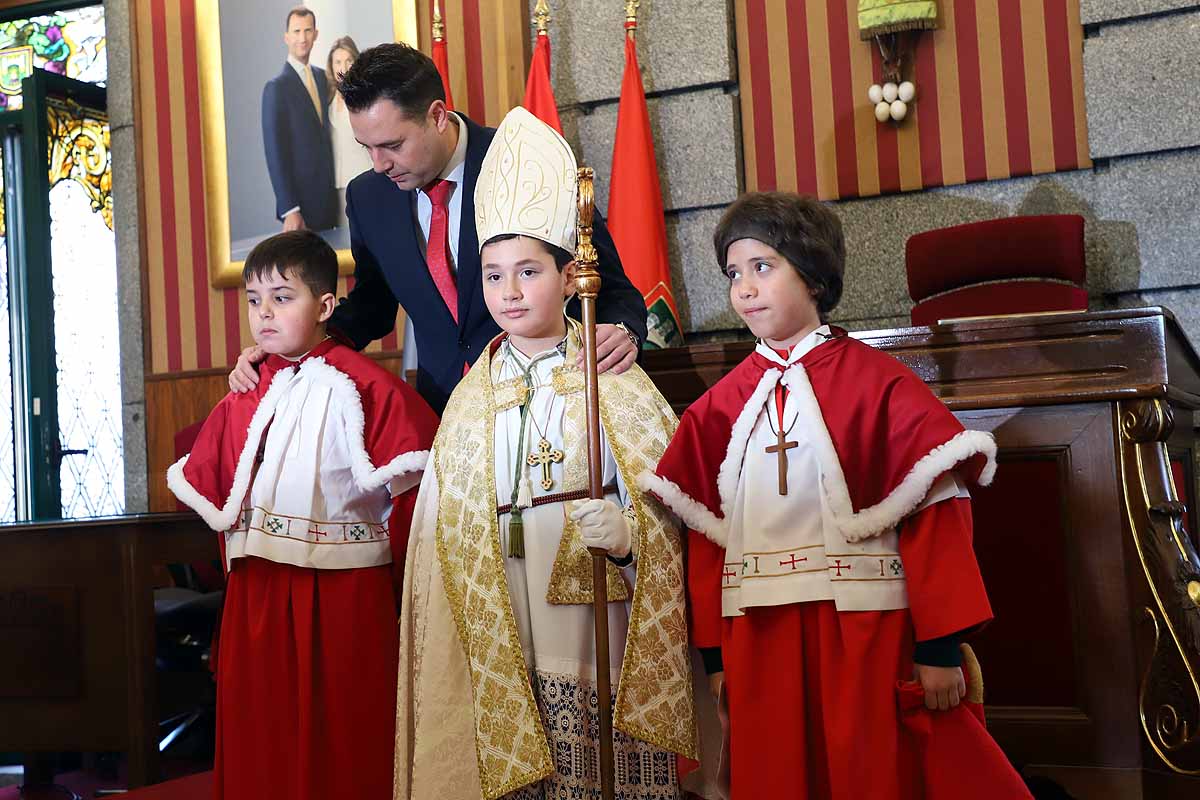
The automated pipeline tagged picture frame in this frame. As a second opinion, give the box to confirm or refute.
[196,0,418,288]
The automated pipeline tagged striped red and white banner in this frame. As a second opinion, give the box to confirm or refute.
[735,0,1091,200]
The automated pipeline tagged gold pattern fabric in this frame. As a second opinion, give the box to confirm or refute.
[396,325,697,800]
[546,360,630,605]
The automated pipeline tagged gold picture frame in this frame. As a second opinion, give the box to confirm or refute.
[196,0,419,288]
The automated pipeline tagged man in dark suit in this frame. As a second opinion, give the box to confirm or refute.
[261,6,337,233]
[231,43,648,414]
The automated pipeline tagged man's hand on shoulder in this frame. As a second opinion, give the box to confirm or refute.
[229,345,266,393]
[578,323,638,375]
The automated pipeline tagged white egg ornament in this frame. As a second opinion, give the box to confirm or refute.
[889,99,908,121]
[875,101,892,123]
[898,81,916,103]
[882,82,899,103]
[868,84,884,105]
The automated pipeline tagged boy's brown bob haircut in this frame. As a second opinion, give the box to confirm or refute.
[481,233,574,270]
[242,230,339,297]
[712,192,845,316]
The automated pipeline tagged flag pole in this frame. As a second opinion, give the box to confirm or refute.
[575,167,615,800]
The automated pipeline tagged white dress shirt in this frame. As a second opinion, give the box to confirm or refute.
[411,112,469,274]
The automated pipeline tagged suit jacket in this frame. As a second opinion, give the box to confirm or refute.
[330,114,650,415]
[261,62,338,231]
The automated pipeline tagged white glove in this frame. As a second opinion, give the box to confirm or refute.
[569,499,632,559]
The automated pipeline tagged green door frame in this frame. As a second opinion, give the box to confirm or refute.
[6,68,107,520]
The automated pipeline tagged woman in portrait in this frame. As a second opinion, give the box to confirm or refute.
[326,36,371,227]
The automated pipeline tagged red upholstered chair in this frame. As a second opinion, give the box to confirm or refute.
[905,215,1088,326]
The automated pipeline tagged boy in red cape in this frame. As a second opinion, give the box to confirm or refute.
[638,193,1032,799]
[167,231,438,800]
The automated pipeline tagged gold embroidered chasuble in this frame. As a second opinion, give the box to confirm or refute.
[394,330,697,800]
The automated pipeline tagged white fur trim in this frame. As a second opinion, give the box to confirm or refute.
[296,358,430,493]
[781,364,997,543]
[166,367,298,531]
[639,362,997,550]
[636,471,728,547]
[168,359,432,532]
[716,368,781,522]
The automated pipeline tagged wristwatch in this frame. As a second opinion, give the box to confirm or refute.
[614,322,640,350]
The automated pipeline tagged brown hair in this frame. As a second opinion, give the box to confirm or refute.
[284,6,315,30]
[325,36,361,97]
[243,230,338,297]
[481,234,574,270]
[713,191,845,315]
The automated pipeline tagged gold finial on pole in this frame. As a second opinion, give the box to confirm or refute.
[625,0,640,38]
[533,0,551,35]
[432,0,445,42]
[576,169,599,296]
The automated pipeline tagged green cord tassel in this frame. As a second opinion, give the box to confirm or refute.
[508,509,525,558]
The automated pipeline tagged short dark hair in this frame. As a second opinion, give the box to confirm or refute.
[339,42,445,117]
[713,192,845,315]
[285,6,315,30]
[243,230,338,297]
[481,234,574,270]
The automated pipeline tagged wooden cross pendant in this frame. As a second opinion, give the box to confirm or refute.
[526,438,564,490]
[765,427,798,495]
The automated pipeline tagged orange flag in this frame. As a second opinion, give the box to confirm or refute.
[607,21,683,349]
[431,0,455,109]
[522,16,562,133]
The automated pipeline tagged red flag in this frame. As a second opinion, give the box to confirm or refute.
[522,32,561,134]
[607,26,683,349]
[432,39,454,110]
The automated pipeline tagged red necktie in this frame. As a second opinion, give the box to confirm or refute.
[772,346,792,421]
[424,178,458,323]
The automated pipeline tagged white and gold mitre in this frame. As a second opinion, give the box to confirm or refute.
[474,106,578,255]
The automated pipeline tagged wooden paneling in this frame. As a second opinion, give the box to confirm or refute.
[0,514,217,787]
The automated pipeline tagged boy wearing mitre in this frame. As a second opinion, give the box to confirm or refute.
[639,192,1033,799]
[392,106,703,800]
[167,231,439,800]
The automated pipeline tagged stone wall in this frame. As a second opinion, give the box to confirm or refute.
[545,0,744,333]
[106,0,149,513]
[548,0,1200,349]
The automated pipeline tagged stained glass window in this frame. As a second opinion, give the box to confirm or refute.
[47,98,121,518]
[0,147,14,523]
[0,5,106,112]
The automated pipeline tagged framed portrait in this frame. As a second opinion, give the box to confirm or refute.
[197,0,418,287]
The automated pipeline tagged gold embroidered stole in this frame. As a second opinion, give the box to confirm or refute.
[433,331,697,799]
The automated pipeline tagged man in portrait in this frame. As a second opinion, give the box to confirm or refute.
[261,6,337,233]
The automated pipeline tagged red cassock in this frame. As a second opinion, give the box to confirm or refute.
[168,340,439,800]
[644,333,1032,800]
